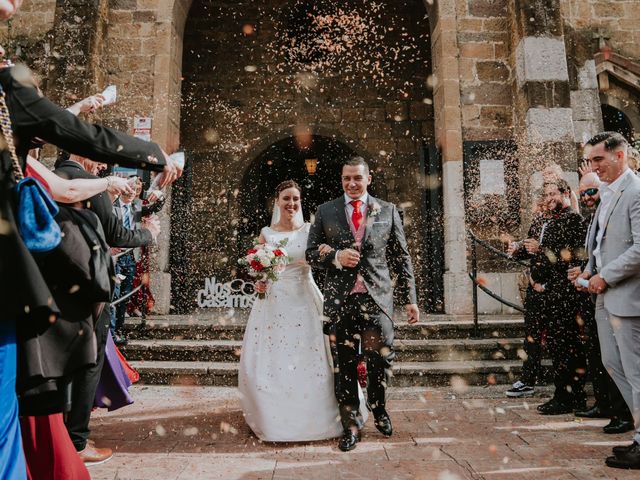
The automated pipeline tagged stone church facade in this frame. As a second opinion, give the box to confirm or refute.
[2,0,639,316]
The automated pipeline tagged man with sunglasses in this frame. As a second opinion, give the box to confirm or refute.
[570,173,633,434]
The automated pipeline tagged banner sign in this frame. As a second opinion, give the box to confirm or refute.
[133,117,152,142]
[197,276,256,309]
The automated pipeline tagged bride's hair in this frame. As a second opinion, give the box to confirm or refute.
[274,180,301,198]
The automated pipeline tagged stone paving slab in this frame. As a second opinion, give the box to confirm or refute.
[88,386,638,480]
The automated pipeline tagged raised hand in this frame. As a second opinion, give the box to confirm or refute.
[154,149,183,188]
[142,215,160,241]
[405,304,419,324]
[575,270,591,292]
[106,176,134,197]
[578,159,593,177]
[67,93,106,115]
[0,0,22,20]
[523,238,540,254]
[318,243,334,256]
[567,266,581,282]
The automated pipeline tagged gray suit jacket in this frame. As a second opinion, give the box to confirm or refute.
[585,171,640,317]
[306,195,417,328]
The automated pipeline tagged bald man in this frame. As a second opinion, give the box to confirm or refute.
[579,172,601,215]
[570,171,633,434]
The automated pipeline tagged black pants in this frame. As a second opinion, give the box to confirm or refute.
[578,295,631,419]
[65,305,110,451]
[520,286,545,386]
[541,290,587,404]
[335,293,391,430]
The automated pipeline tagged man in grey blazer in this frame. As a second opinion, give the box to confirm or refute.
[577,132,640,469]
[306,156,419,452]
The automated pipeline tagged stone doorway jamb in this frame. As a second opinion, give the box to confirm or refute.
[428,0,470,314]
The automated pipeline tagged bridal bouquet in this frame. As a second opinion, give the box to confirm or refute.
[238,239,290,299]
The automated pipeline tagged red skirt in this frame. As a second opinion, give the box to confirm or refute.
[20,414,90,480]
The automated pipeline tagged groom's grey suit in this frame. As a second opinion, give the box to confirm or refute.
[306,194,417,429]
[584,169,640,443]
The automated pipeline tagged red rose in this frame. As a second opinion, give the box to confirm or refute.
[247,248,258,255]
[274,249,284,257]
[250,260,264,271]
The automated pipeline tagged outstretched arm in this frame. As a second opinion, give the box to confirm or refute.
[3,69,172,176]
[27,156,134,202]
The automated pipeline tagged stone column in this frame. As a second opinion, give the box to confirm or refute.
[431,0,471,314]
[566,30,604,145]
[146,0,191,314]
[509,0,577,225]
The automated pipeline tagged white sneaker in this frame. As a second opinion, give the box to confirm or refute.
[506,380,535,398]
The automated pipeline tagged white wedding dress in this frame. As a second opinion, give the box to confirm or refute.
[238,223,366,442]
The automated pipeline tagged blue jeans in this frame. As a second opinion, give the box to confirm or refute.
[0,320,27,479]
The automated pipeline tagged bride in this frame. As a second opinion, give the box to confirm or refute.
[238,180,366,442]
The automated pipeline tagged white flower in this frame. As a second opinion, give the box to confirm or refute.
[369,202,382,217]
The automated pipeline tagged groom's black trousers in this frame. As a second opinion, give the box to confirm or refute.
[334,293,393,430]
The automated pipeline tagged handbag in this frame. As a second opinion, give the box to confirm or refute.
[0,88,61,252]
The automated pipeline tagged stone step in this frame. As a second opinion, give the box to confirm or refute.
[121,338,527,363]
[123,315,525,341]
[129,360,551,388]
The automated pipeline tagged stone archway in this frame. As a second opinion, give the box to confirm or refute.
[238,135,364,237]
[601,104,635,141]
[163,0,464,314]
[601,94,640,141]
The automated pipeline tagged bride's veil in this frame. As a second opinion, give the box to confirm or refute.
[270,201,304,227]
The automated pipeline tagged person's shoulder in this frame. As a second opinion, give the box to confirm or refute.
[318,197,342,210]
[260,226,271,236]
[372,197,393,209]
[54,161,95,179]
[567,209,583,220]
[627,173,640,191]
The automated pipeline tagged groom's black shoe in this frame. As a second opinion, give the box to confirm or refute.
[606,442,640,469]
[338,429,360,452]
[603,418,635,434]
[374,413,393,437]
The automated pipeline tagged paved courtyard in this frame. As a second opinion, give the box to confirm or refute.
[89,385,638,480]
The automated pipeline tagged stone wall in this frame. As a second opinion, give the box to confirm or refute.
[457,0,513,141]
[0,0,56,85]
[101,0,159,130]
[560,0,640,59]
[0,0,56,38]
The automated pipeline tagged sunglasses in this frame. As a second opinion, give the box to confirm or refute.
[580,188,598,197]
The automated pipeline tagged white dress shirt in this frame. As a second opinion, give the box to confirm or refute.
[594,168,632,271]
[343,192,368,221]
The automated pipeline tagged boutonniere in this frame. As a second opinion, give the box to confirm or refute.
[369,202,382,218]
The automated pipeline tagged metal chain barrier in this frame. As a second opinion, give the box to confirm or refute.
[468,230,526,338]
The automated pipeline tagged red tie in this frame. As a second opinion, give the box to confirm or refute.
[351,200,363,231]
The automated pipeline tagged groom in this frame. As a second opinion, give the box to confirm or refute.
[306,156,419,451]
